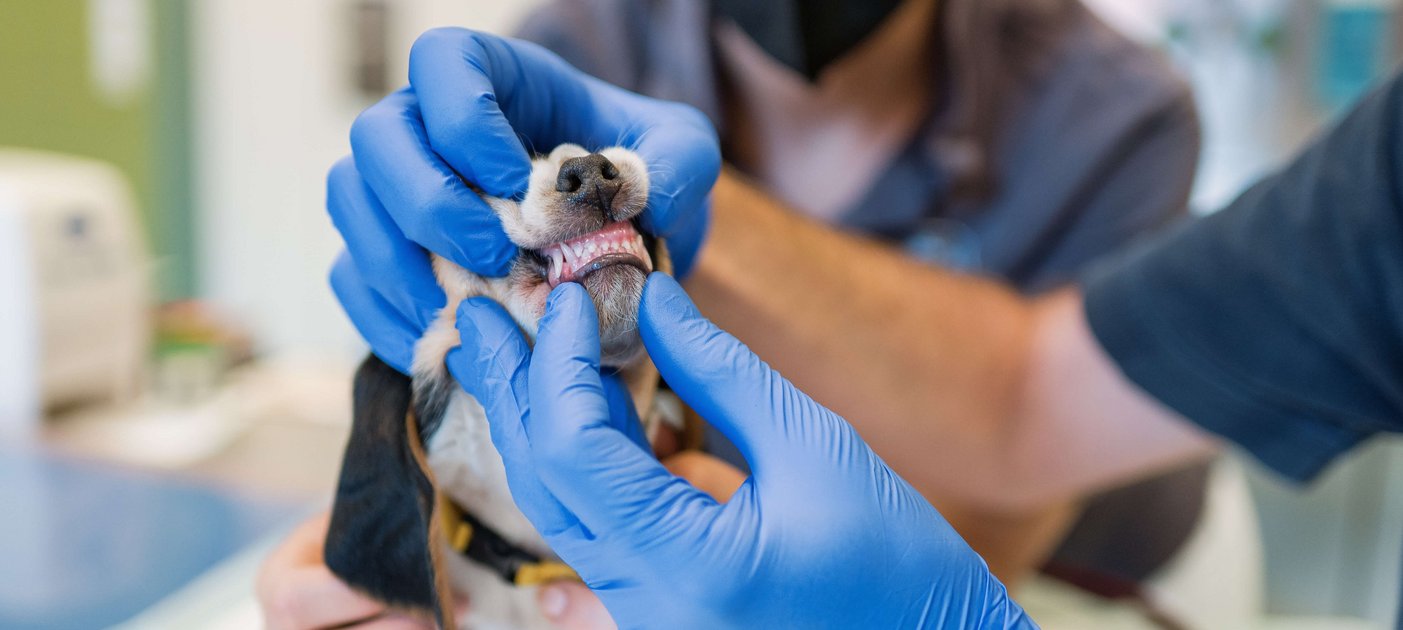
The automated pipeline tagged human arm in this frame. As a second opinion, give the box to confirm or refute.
[688,169,1219,514]
[693,68,1403,523]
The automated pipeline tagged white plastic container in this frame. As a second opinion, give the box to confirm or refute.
[0,149,151,437]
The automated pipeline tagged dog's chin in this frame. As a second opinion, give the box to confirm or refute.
[514,257,647,367]
[580,263,647,367]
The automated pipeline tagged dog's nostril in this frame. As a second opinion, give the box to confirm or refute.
[556,153,619,193]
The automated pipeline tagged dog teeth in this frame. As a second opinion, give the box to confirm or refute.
[555,248,565,268]
[549,248,565,285]
[543,222,658,286]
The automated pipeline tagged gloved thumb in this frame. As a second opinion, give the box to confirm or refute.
[639,273,825,478]
[526,284,717,546]
[448,297,580,541]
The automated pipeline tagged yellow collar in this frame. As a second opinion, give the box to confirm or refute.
[437,494,580,587]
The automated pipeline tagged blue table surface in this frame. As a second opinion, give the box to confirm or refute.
[0,445,301,630]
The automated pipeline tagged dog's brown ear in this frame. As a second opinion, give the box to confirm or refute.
[325,354,454,628]
[652,238,673,277]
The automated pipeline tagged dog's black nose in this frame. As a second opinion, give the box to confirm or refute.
[556,153,621,212]
[556,153,619,192]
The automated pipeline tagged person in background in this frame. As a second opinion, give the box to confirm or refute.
[261,0,1208,627]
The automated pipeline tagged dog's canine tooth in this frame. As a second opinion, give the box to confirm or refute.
[550,248,566,286]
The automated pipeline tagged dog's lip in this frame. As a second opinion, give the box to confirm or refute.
[540,221,653,288]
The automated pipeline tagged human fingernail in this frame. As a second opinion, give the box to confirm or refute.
[539,584,567,619]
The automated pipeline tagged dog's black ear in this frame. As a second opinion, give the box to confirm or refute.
[325,354,454,628]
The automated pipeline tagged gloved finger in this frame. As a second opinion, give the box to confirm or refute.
[410,28,592,179]
[348,87,516,277]
[327,156,444,329]
[639,274,832,477]
[408,29,720,274]
[600,373,649,451]
[447,297,585,543]
[527,284,717,546]
[649,196,709,279]
[329,252,419,374]
[621,107,718,273]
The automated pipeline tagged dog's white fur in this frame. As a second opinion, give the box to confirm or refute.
[411,144,652,630]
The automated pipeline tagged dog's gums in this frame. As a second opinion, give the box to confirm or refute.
[541,221,653,288]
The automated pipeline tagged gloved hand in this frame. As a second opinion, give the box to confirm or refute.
[447,274,1034,629]
[327,28,720,373]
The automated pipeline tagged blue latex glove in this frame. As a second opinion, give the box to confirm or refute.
[447,274,1035,629]
[327,28,720,372]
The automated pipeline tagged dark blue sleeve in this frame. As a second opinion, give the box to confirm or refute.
[1084,73,1403,483]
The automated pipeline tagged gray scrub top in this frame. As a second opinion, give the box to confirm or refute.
[517,0,1204,586]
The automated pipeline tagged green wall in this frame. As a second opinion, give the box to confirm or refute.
[0,0,194,299]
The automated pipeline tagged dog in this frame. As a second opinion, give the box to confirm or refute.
[325,144,676,629]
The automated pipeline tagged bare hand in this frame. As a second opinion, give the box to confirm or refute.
[257,511,443,629]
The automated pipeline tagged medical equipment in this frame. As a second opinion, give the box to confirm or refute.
[0,149,151,436]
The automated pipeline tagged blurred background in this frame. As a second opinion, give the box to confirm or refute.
[1,0,1402,628]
